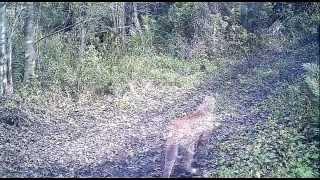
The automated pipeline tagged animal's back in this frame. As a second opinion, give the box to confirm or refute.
[166,111,214,146]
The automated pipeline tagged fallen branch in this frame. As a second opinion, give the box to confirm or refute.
[34,17,132,45]
[34,19,87,45]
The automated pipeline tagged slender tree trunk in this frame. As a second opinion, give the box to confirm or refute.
[79,2,87,60]
[0,3,6,95]
[76,25,86,92]
[121,2,127,49]
[33,2,41,77]
[63,2,73,32]
[112,2,126,51]
[124,2,131,37]
[0,4,3,95]
[240,3,248,28]
[24,2,36,83]
[133,2,142,37]
[132,2,145,50]
[7,33,13,94]
[6,2,22,95]
[79,24,86,59]
[120,2,125,49]
[76,2,87,92]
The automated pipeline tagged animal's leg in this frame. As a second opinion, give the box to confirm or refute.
[163,144,179,177]
[184,142,197,174]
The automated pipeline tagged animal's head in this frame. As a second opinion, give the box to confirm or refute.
[197,95,216,112]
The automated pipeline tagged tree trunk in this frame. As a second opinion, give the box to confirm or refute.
[6,2,22,95]
[240,3,248,28]
[112,2,126,50]
[76,2,87,92]
[121,2,127,49]
[79,23,86,59]
[24,2,36,83]
[63,2,73,32]
[0,3,7,95]
[132,2,142,37]
[120,2,126,48]
[79,2,87,60]
[132,2,145,49]
[7,32,13,95]
[124,2,132,37]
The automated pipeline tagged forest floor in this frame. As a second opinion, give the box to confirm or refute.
[0,41,318,177]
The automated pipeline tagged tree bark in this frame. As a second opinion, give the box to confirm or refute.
[240,3,248,29]
[79,23,86,59]
[111,2,126,50]
[0,3,7,95]
[79,2,87,60]
[7,30,13,95]
[63,2,73,32]
[23,2,36,83]
[0,6,3,96]
[75,2,88,92]
[5,3,22,95]
[132,2,142,37]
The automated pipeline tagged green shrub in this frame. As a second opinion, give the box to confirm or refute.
[35,33,217,98]
[114,53,217,91]
[216,83,319,177]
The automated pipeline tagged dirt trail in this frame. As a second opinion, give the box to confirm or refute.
[0,42,318,177]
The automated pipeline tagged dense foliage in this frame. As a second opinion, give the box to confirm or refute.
[0,2,319,178]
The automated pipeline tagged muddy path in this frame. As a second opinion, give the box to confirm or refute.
[0,42,318,177]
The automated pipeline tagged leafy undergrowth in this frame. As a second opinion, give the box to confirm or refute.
[216,83,319,177]
[44,38,217,97]
[207,43,320,178]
